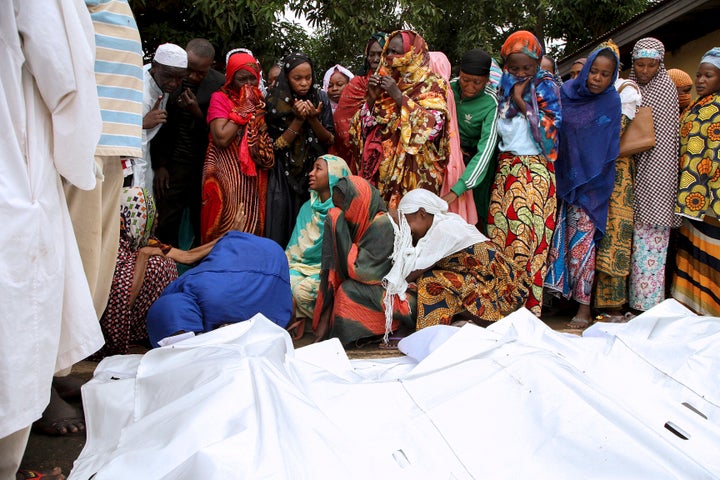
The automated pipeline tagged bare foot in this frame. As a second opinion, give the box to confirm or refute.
[32,387,84,436]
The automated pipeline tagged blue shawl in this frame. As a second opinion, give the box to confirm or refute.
[555,46,621,238]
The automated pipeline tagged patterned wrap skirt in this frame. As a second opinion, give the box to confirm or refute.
[416,241,530,328]
[487,153,556,316]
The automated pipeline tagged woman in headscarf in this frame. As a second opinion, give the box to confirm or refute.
[545,43,621,328]
[384,189,529,335]
[627,37,680,312]
[429,51,479,226]
[672,47,720,316]
[285,154,351,339]
[98,187,178,356]
[323,64,354,114]
[312,176,414,346]
[487,30,562,317]
[201,50,274,243]
[265,52,335,248]
[593,42,643,321]
[667,68,694,113]
[333,32,387,170]
[350,29,451,210]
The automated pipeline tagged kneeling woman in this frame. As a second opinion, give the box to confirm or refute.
[312,176,415,345]
[285,154,351,339]
[146,230,292,347]
[384,189,530,331]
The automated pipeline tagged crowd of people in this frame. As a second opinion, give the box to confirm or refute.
[3,0,720,478]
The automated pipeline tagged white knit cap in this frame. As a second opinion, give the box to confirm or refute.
[154,43,188,68]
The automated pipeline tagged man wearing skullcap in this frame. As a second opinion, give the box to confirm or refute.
[131,43,187,197]
[151,39,224,247]
[444,49,499,232]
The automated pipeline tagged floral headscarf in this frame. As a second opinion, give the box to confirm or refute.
[120,187,157,251]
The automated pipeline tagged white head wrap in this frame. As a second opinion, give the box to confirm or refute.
[154,43,187,68]
[322,64,354,91]
[382,189,488,342]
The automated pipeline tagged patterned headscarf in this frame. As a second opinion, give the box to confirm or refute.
[266,52,332,194]
[500,30,544,62]
[331,176,387,243]
[379,30,431,84]
[498,30,562,161]
[700,47,720,70]
[120,187,157,251]
[629,37,680,227]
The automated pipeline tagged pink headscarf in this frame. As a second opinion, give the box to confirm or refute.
[428,51,478,224]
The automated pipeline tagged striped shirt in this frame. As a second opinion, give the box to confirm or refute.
[86,0,143,157]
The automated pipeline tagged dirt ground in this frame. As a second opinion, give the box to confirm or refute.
[20,308,581,476]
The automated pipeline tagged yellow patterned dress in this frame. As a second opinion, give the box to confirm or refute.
[672,91,720,315]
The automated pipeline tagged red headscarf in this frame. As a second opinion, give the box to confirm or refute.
[224,52,260,89]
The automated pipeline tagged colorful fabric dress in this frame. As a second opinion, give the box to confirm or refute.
[417,242,530,328]
[545,45,621,305]
[350,30,450,210]
[265,52,335,248]
[202,53,274,243]
[487,30,562,316]
[98,187,178,356]
[672,86,720,316]
[594,79,642,308]
[312,176,414,345]
[286,155,351,318]
[382,188,529,331]
[627,37,680,311]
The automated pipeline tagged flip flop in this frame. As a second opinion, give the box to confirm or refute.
[16,467,65,479]
[566,316,592,329]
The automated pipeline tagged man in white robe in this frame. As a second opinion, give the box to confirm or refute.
[0,0,105,476]
[132,43,188,197]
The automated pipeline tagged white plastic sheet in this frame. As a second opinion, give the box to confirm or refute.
[71,300,720,479]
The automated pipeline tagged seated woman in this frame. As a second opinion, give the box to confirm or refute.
[146,229,292,347]
[98,188,174,356]
[384,189,530,331]
[285,154,351,340]
[312,176,415,346]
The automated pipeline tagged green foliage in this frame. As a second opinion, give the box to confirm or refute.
[129,0,302,72]
[129,0,655,76]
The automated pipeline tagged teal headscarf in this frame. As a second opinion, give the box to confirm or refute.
[286,155,352,274]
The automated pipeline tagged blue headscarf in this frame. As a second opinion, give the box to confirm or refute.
[555,45,621,238]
